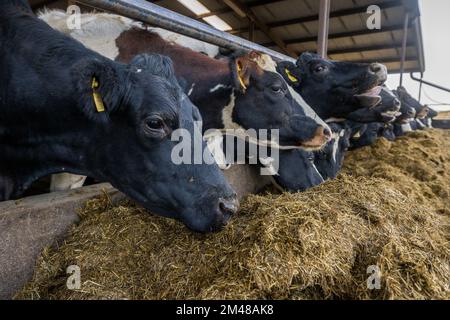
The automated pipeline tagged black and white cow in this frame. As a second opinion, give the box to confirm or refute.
[1,1,237,233]
[277,53,388,121]
[41,10,331,192]
[346,86,401,123]
[350,122,395,150]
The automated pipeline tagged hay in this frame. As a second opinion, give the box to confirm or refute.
[16,130,450,300]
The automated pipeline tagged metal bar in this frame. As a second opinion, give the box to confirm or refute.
[399,12,409,87]
[414,16,426,73]
[418,72,423,102]
[317,0,331,57]
[410,73,450,93]
[77,0,296,63]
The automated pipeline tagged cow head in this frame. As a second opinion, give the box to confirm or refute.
[346,86,401,123]
[277,53,388,119]
[229,52,331,150]
[395,86,429,119]
[73,54,237,233]
[272,149,324,191]
[313,122,353,179]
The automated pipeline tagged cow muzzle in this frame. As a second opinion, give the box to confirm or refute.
[369,63,388,84]
[299,126,331,150]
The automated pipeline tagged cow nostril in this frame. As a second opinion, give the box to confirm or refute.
[394,99,401,107]
[218,197,238,224]
[370,63,382,73]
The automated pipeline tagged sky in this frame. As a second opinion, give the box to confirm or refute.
[385,0,450,111]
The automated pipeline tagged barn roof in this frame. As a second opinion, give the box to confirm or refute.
[29,0,425,74]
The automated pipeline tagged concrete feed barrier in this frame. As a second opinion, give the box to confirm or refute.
[0,183,124,299]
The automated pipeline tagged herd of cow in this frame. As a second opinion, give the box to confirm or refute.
[0,1,439,232]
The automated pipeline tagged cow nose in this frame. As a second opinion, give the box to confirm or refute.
[393,98,401,109]
[369,63,387,81]
[217,197,238,226]
[323,127,332,140]
[369,63,382,73]
[406,108,416,117]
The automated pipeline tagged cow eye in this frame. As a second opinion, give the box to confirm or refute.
[271,85,282,93]
[143,116,167,137]
[313,65,326,73]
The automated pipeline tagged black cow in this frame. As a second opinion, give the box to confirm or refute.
[346,86,401,123]
[313,122,358,180]
[272,149,324,191]
[394,86,430,120]
[424,106,438,128]
[0,1,237,233]
[350,122,395,149]
[277,53,387,120]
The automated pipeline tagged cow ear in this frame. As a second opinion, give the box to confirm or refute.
[277,61,301,87]
[232,56,253,92]
[72,58,130,123]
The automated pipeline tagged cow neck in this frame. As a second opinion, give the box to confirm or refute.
[0,103,97,199]
[115,28,234,130]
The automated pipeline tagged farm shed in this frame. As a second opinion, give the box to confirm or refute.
[29,0,425,73]
[1,0,435,300]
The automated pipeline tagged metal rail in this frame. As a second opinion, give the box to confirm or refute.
[78,0,296,63]
[410,73,450,94]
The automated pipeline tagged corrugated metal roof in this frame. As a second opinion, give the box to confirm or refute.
[29,0,425,73]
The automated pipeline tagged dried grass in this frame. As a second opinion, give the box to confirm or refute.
[16,129,450,300]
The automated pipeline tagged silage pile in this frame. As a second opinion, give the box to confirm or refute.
[16,130,450,300]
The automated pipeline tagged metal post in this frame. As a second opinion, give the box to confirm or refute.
[77,0,295,63]
[248,20,255,42]
[399,11,409,87]
[418,72,423,102]
[317,0,331,58]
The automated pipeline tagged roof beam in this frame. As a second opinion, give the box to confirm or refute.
[197,0,285,19]
[261,23,412,47]
[327,42,414,56]
[346,57,418,65]
[223,0,296,57]
[231,0,403,35]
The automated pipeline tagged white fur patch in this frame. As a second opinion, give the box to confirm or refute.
[401,123,413,132]
[222,91,243,130]
[187,83,195,96]
[205,134,230,170]
[209,84,228,93]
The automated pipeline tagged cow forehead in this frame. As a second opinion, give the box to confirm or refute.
[254,54,329,130]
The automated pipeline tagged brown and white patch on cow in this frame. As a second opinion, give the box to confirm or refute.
[39,10,142,60]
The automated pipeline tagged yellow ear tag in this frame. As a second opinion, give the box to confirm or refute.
[237,62,247,91]
[91,77,105,113]
[284,68,299,83]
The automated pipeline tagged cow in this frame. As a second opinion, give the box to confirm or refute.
[0,1,237,233]
[41,10,331,192]
[346,86,401,123]
[276,53,388,121]
[41,10,329,150]
[313,122,360,180]
[394,86,430,120]
[349,122,395,150]
[424,106,438,128]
